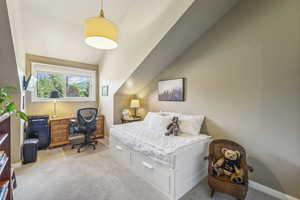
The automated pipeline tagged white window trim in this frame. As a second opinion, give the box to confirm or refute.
[31,62,96,102]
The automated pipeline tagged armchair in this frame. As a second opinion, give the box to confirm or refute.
[205,139,254,200]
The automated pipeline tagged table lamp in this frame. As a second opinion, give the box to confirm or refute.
[130,99,140,118]
[50,91,60,118]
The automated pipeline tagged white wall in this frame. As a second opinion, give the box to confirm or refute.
[99,0,195,131]
[117,0,239,96]
[6,0,26,73]
[1,0,25,163]
[139,0,300,198]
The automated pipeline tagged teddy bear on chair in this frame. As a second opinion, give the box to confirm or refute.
[212,148,244,184]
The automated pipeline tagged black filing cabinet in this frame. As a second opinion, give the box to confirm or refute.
[27,115,50,149]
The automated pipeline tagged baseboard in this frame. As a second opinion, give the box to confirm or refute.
[249,180,299,200]
[12,162,22,168]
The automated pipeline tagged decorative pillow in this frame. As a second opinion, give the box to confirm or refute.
[179,114,205,135]
[144,112,205,135]
[148,113,173,134]
[143,112,155,126]
[159,111,181,118]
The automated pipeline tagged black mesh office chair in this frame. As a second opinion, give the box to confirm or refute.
[71,108,98,153]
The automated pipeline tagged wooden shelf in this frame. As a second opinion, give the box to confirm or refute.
[0,157,8,177]
[0,115,9,124]
[0,115,12,200]
[2,188,8,200]
[0,134,8,148]
[0,181,9,200]
[1,187,8,200]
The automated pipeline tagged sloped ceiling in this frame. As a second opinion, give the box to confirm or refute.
[117,0,240,95]
[99,0,195,94]
[0,0,21,89]
[99,0,196,127]
[19,0,135,64]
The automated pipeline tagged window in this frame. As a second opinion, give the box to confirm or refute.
[66,75,90,98]
[32,62,96,101]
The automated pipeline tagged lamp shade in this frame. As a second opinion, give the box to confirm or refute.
[49,91,60,99]
[130,99,140,108]
[84,10,118,50]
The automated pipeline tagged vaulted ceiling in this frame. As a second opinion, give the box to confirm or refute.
[7,0,239,94]
[18,0,135,64]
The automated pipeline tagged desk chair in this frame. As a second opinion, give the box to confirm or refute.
[71,108,98,153]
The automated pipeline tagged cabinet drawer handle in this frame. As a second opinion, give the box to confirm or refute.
[115,145,123,151]
[142,161,153,169]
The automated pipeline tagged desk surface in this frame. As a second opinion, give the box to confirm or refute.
[50,114,104,121]
[50,116,75,121]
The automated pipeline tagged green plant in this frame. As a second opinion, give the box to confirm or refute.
[0,85,28,120]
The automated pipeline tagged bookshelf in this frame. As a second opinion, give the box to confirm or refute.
[0,114,12,200]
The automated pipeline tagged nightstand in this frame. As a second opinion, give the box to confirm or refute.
[121,117,142,124]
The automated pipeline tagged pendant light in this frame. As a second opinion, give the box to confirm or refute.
[84,0,118,50]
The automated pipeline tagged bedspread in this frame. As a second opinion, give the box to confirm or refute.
[110,122,211,167]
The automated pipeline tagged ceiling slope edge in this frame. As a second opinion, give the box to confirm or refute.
[1,0,22,90]
[100,0,196,96]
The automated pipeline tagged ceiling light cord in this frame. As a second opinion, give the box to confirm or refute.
[100,0,104,17]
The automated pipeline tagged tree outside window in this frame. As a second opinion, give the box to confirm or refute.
[37,72,92,99]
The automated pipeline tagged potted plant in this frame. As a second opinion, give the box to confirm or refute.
[0,85,28,120]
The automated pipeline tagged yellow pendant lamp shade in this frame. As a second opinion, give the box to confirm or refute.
[84,9,118,50]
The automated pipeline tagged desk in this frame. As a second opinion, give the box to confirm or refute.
[49,115,104,148]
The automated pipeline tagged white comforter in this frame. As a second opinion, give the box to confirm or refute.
[110,122,211,167]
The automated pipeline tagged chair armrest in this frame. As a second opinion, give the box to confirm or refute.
[204,155,213,161]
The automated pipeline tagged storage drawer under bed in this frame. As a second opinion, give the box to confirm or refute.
[110,137,172,195]
[109,138,132,168]
[109,137,210,200]
[132,152,172,195]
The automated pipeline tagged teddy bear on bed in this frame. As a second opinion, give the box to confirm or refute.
[165,117,180,136]
[212,148,244,184]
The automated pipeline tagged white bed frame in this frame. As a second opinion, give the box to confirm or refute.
[110,136,210,200]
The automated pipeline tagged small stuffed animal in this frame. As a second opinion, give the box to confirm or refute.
[165,117,180,136]
[212,148,244,184]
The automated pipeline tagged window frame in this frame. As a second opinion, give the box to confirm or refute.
[31,62,96,102]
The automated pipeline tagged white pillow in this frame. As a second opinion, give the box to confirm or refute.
[148,113,173,134]
[179,114,205,135]
[159,111,181,117]
[143,112,155,126]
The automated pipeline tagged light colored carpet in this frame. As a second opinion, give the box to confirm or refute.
[14,141,278,200]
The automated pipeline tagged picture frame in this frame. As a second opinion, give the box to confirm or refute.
[102,85,109,96]
[158,78,184,101]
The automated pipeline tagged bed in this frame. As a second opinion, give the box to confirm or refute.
[109,112,211,200]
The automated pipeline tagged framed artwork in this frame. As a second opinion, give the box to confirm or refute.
[102,85,109,96]
[158,78,184,101]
